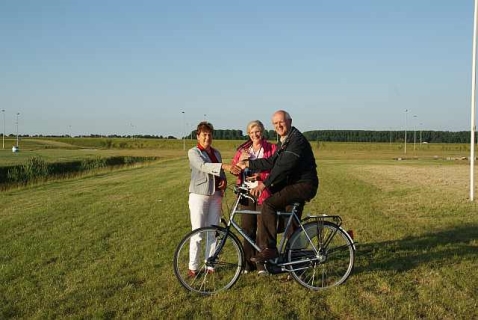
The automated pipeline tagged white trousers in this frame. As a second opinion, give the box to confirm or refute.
[188,191,223,270]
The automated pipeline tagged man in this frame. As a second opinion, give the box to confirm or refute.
[238,110,319,263]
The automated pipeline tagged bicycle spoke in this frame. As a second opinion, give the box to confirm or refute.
[287,221,355,290]
[173,227,244,295]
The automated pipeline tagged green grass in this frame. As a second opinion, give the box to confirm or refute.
[0,137,473,165]
[0,143,477,319]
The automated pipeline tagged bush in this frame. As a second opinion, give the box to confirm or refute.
[2,156,158,189]
[80,157,107,171]
[7,156,50,184]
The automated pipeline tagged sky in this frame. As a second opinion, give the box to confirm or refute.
[0,0,476,138]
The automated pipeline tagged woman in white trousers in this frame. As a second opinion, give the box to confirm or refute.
[187,121,240,276]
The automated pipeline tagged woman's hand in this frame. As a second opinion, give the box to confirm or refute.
[218,179,227,190]
[222,163,241,175]
[239,151,250,162]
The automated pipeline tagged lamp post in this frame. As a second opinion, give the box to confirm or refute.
[404,109,408,154]
[182,111,186,151]
[187,122,192,140]
[419,123,423,144]
[2,109,5,149]
[413,115,417,152]
[16,112,20,147]
[130,123,135,140]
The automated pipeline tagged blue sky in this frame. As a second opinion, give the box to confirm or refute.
[0,0,475,137]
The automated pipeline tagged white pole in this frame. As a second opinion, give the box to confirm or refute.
[16,112,20,147]
[2,109,5,149]
[413,115,417,152]
[182,111,186,151]
[420,123,423,145]
[470,0,477,201]
[404,109,408,154]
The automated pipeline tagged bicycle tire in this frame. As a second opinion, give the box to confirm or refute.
[173,226,244,295]
[286,221,355,290]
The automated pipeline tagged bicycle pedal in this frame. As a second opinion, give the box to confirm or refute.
[264,263,284,275]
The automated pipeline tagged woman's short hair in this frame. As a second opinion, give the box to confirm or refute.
[247,120,265,134]
[196,121,214,134]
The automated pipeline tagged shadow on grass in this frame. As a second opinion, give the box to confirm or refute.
[354,224,478,273]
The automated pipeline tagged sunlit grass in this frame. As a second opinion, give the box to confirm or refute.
[0,144,477,318]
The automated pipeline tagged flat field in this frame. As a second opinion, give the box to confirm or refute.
[0,139,477,319]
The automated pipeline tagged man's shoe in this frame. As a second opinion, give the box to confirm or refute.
[188,269,198,278]
[251,248,278,263]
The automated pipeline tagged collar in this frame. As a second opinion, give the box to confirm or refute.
[197,143,210,152]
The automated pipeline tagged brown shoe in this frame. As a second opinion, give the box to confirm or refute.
[188,269,198,278]
[251,248,278,263]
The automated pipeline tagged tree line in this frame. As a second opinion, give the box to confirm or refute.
[9,130,474,143]
[195,129,473,144]
[302,130,473,143]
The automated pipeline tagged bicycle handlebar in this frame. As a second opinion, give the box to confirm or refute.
[233,183,256,204]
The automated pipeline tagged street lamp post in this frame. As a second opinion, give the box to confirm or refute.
[130,123,135,140]
[187,122,192,140]
[413,115,417,152]
[404,109,408,154]
[419,123,423,144]
[16,112,20,147]
[182,111,186,151]
[2,109,5,149]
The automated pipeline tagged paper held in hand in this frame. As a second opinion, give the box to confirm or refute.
[244,180,258,189]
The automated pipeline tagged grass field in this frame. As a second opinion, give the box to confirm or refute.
[0,139,477,319]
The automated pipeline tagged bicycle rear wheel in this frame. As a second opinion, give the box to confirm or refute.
[286,221,355,290]
[173,226,244,295]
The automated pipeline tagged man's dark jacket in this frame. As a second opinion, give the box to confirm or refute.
[248,126,319,194]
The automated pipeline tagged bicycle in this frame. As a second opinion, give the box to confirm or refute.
[173,180,356,295]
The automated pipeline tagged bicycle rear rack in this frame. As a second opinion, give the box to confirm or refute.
[304,214,342,227]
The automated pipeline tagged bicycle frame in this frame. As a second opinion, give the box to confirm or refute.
[208,184,332,272]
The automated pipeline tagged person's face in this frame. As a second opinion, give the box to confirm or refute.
[197,130,213,149]
[272,112,291,137]
[248,126,262,143]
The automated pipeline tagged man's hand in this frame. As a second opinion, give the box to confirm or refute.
[250,181,266,198]
[246,173,260,182]
[237,161,247,170]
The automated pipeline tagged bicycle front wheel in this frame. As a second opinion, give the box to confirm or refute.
[173,226,244,295]
[286,221,355,290]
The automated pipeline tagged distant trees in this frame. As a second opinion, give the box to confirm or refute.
[12,130,475,143]
[303,130,473,144]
